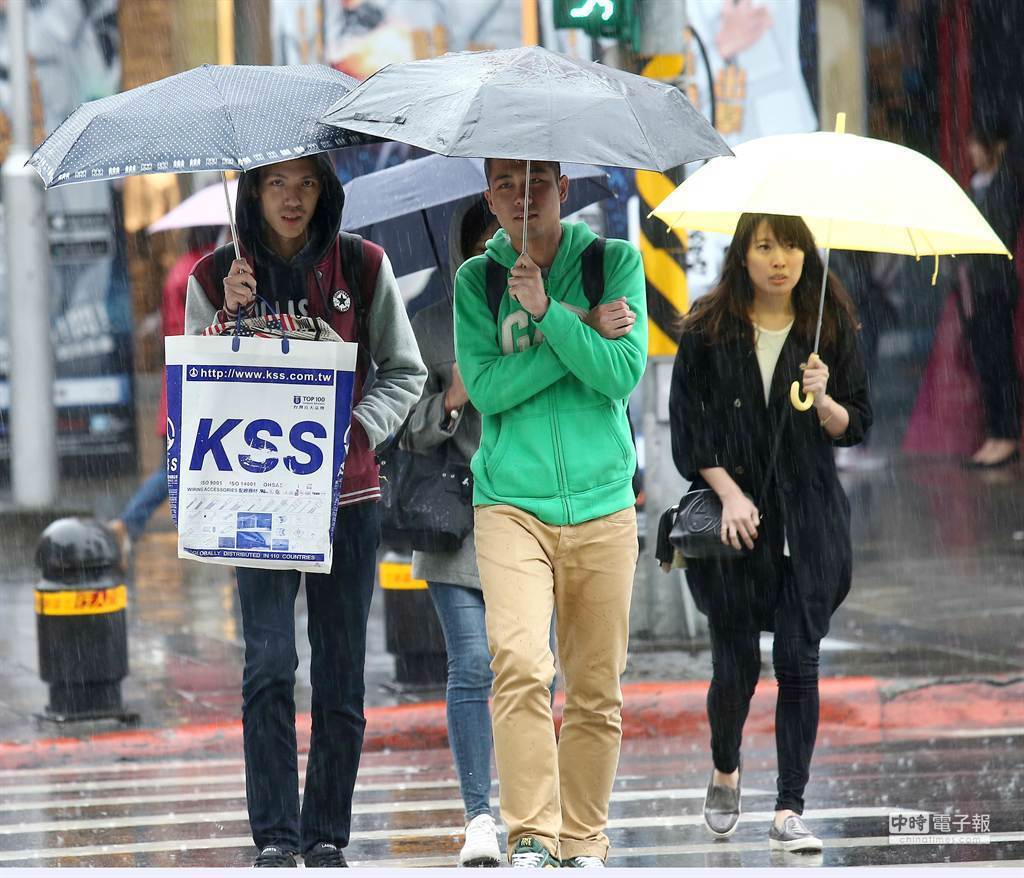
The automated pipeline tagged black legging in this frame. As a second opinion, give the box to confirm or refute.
[707,624,821,815]
[966,285,1021,441]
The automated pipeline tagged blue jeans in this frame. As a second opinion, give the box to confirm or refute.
[428,582,494,821]
[121,465,168,541]
[427,582,558,822]
[236,503,379,855]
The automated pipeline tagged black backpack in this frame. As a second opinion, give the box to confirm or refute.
[483,237,640,489]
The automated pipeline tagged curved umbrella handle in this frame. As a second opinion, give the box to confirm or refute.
[790,381,814,411]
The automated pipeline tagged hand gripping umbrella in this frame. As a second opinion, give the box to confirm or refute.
[650,114,1012,410]
[321,46,731,256]
[28,64,376,259]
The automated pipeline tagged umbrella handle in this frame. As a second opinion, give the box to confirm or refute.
[789,381,814,411]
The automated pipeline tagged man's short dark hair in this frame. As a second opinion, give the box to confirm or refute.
[484,158,562,187]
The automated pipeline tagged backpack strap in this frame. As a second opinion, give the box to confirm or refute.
[581,237,606,309]
[337,231,367,346]
[484,254,507,325]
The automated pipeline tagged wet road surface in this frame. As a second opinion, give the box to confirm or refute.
[0,728,1021,867]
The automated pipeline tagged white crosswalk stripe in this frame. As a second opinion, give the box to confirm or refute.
[1,741,1020,867]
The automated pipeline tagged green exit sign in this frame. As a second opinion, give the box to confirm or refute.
[553,0,636,42]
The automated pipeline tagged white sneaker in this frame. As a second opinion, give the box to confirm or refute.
[562,855,606,867]
[460,813,501,867]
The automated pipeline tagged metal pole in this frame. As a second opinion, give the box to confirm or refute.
[521,159,531,259]
[222,172,241,259]
[3,0,58,508]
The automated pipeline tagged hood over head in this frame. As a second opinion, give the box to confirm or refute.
[235,152,344,273]
[446,195,493,285]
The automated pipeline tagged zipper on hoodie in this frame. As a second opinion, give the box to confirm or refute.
[540,273,572,524]
[548,389,571,523]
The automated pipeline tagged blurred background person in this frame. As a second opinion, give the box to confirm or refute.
[401,197,500,867]
[107,227,219,554]
[960,121,1023,467]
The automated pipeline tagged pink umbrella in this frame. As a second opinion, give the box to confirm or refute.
[148,178,238,233]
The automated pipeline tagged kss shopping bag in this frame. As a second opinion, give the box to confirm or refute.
[165,334,358,573]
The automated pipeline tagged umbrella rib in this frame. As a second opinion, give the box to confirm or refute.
[916,226,938,255]
[622,94,663,172]
[449,89,486,158]
[33,88,139,182]
[905,225,921,259]
[202,64,245,162]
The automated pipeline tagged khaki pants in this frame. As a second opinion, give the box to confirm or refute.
[474,503,638,862]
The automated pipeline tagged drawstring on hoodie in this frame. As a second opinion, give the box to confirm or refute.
[313,269,332,318]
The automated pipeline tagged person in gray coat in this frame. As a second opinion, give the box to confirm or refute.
[402,196,635,867]
[402,198,498,866]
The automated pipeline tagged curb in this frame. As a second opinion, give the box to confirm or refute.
[2,676,1022,770]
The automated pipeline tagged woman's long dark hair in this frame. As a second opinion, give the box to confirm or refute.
[683,213,859,352]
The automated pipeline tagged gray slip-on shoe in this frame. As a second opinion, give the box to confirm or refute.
[702,765,742,837]
[769,814,823,852]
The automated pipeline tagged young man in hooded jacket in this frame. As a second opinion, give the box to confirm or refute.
[185,155,426,868]
[454,158,646,867]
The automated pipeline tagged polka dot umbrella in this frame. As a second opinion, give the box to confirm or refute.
[27,64,377,257]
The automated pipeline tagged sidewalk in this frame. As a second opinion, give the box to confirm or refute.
[2,674,1022,770]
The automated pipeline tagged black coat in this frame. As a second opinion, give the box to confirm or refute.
[966,164,1022,303]
[669,314,871,640]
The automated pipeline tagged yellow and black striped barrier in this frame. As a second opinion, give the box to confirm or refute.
[637,54,691,356]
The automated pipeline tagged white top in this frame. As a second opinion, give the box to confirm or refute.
[753,321,793,404]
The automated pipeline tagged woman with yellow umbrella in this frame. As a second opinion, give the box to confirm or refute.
[668,212,869,853]
[654,117,1010,853]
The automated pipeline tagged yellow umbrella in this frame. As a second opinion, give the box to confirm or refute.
[650,114,1012,409]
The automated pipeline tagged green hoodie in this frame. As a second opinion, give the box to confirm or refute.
[454,221,648,526]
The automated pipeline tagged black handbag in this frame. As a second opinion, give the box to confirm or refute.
[378,437,473,553]
[668,488,756,560]
[659,405,789,563]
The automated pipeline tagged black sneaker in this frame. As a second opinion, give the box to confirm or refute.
[304,842,348,867]
[254,846,297,867]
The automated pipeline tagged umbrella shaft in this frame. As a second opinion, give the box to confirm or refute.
[522,159,530,258]
[813,246,831,354]
[223,171,241,260]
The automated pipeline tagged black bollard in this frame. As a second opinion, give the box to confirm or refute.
[378,552,448,689]
[35,517,135,723]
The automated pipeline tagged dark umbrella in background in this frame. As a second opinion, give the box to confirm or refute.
[342,155,614,288]
[28,64,376,258]
[321,46,731,254]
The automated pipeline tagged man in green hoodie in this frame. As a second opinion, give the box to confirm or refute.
[454,158,647,868]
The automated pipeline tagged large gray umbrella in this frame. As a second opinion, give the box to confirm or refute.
[321,47,730,172]
[321,47,729,252]
[28,64,375,255]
